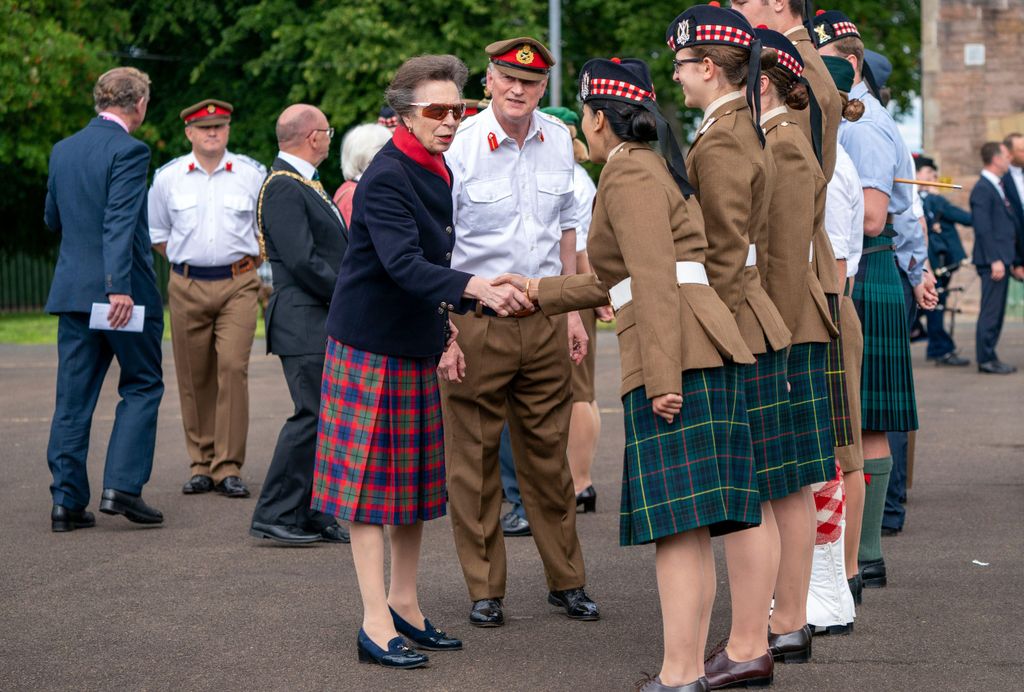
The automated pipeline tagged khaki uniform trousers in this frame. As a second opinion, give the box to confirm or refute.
[168,270,259,481]
[441,310,586,601]
[835,294,864,473]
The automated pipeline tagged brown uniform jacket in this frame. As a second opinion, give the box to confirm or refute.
[685,94,791,356]
[538,143,754,399]
[789,25,844,296]
[762,110,838,344]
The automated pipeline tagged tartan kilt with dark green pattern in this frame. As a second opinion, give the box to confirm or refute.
[788,342,837,487]
[825,293,854,447]
[852,234,919,431]
[743,348,802,501]
[619,366,760,546]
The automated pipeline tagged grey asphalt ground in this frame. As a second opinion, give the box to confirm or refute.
[1,320,1022,692]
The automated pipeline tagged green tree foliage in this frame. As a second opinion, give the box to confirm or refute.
[4,0,919,257]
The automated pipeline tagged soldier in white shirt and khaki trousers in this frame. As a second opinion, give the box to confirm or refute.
[439,38,598,626]
[148,99,265,497]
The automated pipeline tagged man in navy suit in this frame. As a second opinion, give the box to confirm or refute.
[970,141,1023,375]
[1001,133,1024,263]
[44,67,165,532]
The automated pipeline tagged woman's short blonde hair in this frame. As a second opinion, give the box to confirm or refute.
[93,67,151,113]
[341,123,392,181]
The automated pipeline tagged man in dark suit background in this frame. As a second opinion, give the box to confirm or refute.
[249,104,350,544]
[1001,132,1024,264]
[970,141,1023,375]
[44,67,165,532]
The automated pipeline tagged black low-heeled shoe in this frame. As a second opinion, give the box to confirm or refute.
[859,558,887,588]
[390,607,462,651]
[848,574,863,605]
[548,587,600,620]
[51,505,96,533]
[356,629,428,669]
[576,485,597,513]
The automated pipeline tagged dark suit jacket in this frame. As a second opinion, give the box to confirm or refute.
[969,175,1020,267]
[922,193,969,268]
[328,141,473,359]
[262,157,348,356]
[1001,170,1024,264]
[44,118,160,313]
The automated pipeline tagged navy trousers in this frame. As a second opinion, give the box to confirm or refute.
[975,267,1009,365]
[884,269,918,531]
[498,423,525,519]
[47,312,164,511]
[925,269,957,359]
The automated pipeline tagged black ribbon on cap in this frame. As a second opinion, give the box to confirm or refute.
[803,0,817,45]
[746,39,766,148]
[861,59,881,100]
[802,77,824,167]
[642,100,696,198]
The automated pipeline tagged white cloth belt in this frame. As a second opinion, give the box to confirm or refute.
[746,243,757,267]
[609,261,709,312]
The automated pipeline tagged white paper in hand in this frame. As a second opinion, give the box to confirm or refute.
[89,303,146,332]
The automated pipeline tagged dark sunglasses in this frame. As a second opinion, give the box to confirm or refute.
[410,102,467,121]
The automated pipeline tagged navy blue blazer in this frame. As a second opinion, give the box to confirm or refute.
[328,141,473,358]
[44,118,160,313]
[1001,170,1024,264]
[921,193,969,268]
[969,175,1020,267]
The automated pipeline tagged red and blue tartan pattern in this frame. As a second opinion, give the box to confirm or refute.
[825,293,854,447]
[590,78,655,103]
[695,24,753,47]
[852,234,919,432]
[619,365,760,546]
[743,349,802,501]
[788,342,837,487]
[311,338,447,525]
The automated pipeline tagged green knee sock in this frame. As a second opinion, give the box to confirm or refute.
[858,456,893,564]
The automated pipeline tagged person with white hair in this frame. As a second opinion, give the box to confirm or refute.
[333,123,391,227]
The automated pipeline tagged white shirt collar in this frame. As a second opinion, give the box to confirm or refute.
[981,169,1004,193]
[760,106,788,126]
[784,25,803,37]
[702,91,744,126]
[1010,165,1023,180]
[277,151,317,180]
[480,106,543,148]
[606,141,629,161]
[185,150,231,174]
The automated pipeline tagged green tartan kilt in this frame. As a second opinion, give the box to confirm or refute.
[825,293,854,447]
[852,234,919,432]
[619,366,760,546]
[788,342,838,487]
[743,348,802,501]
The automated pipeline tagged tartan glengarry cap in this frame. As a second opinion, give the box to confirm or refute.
[811,9,860,48]
[665,2,755,52]
[486,37,554,81]
[754,27,804,79]
[180,99,233,125]
[578,58,656,105]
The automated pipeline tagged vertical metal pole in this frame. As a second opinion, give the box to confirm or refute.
[549,0,562,107]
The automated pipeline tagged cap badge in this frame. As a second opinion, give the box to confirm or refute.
[580,71,590,99]
[815,23,831,44]
[207,104,216,114]
[677,18,691,47]
[516,45,535,65]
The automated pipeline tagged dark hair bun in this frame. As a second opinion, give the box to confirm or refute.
[627,109,658,141]
[785,81,809,110]
[843,97,865,122]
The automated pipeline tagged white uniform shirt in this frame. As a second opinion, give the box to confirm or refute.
[825,143,865,278]
[573,162,597,252]
[446,107,578,278]
[148,149,266,266]
[1009,165,1024,205]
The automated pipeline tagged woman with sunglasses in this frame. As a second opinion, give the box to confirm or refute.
[310,54,531,670]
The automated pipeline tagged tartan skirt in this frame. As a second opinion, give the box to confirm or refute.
[852,233,919,432]
[620,366,760,546]
[825,294,854,447]
[788,342,837,487]
[311,338,447,525]
[743,349,802,501]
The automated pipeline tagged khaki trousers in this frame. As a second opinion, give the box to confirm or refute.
[835,295,864,473]
[441,310,585,601]
[168,270,258,481]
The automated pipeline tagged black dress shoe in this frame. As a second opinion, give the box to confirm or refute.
[51,505,96,533]
[214,476,250,498]
[390,607,462,651]
[99,489,163,524]
[859,558,887,588]
[249,522,321,545]
[182,474,214,494]
[978,360,1016,374]
[548,587,600,621]
[501,511,531,537]
[576,485,597,513]
[356,629,428,669]
[768,625,812,663]
[932,352,969,367]
[319,523,350,543]
[847,574,863,605]
[880,525,901,537]
[635,674,709,691]
[469,598,504,627]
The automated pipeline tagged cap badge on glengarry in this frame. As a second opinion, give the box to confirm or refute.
[580,71,590,99]
[677,18,691,46]
[516,45,535,65]
[815,23,831,44]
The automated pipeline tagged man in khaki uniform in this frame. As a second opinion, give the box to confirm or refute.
[149,99,265,498]
[439,37,598,627]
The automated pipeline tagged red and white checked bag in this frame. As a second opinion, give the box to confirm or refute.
[813,461,845,545]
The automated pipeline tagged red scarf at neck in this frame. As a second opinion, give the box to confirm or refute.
[393,124,451,186]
